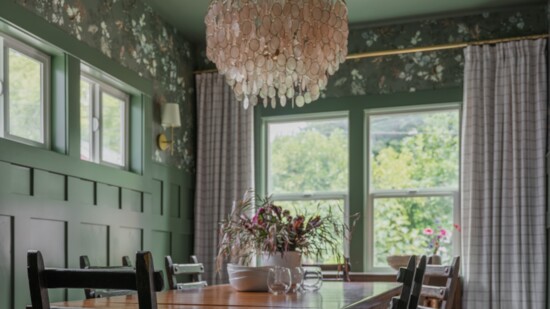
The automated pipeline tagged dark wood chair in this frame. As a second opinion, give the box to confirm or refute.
[302,257,351,281]
[165,255,207,290]
[27,250,163,309]
[79,255,134,299]
[390,255,417,309]
[418,256,461,309]
[409,255,427,308]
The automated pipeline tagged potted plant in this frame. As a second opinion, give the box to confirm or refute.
[386,223,460,270]
[216,191,359,271]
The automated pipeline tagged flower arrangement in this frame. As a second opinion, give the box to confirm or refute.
[216,191,359,271]
[423,223,461,256]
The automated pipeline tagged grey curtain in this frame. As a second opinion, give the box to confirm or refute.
[194,72,253,284]
[462,39,547,308]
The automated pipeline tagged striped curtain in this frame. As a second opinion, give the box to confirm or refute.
[194,72,254,284]
[461,39,547,308]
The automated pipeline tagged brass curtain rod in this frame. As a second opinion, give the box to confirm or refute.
[193,33,548,74]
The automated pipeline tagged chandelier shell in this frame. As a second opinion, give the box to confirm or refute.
[205,0,349,109]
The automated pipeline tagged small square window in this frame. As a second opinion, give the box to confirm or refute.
[0,34,50,146]
[80,73,129,168]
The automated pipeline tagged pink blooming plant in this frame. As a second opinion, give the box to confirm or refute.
[423,224,460,256]
[216,190,359,271]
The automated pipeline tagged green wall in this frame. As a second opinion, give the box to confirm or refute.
[0,2,194,308]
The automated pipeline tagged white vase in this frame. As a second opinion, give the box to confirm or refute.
[260,251,301,268]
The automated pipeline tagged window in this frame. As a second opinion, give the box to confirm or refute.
[265,114,349,263]
[80,72,129,168]
[0,33,50,146]
[366,106,460,271]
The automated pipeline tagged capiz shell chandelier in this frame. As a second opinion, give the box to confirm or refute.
[205,0,349,109]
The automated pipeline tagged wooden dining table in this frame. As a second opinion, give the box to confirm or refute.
[53,281,401,309]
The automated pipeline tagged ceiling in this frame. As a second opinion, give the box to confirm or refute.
[142,0,544,43]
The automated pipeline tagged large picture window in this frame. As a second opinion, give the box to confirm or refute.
[265,114,349,263]
[366,106,460,270]
[0,33,50,146]
[80,72,129,168]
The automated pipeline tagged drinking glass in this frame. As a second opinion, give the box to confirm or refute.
[290,267,304,293]
[267,266,292,295]
[302,266,323,292]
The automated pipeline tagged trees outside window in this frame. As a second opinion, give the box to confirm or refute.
[266,115,349,263]
[367,107,460,270]
[0,33,50,146]
[80,72,128,168]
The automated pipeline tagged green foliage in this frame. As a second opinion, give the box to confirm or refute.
[276,200,346,264]
[7,49,43,142]
[80,80,92,160]
[216,193,357,270]
[101,92,124,165]
[270,119,348,193]
[268,111,459,267]
[370,111,459,266]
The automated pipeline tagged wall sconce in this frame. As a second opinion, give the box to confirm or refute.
[157,103,181,155]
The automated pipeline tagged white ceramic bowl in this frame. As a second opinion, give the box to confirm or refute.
[227,264,272,292]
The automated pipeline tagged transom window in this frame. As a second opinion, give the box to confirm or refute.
[80,71,129,168]
[366,106,460,271]
[266,114,349,263]
[0,33,50,146]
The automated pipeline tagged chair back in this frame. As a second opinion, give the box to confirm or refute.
[420,256,461,309]
[409,255,427,308]
[165,255,207,290]
[302,257,351,281]
[79,255,134,299]
[27,250,163,309]
[390,255,417,309]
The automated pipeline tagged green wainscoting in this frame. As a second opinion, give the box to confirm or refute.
[0,2,193,309]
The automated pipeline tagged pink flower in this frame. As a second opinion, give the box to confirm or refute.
[439,229,448,237]
[453,224,461,232]
[423,228,434,235]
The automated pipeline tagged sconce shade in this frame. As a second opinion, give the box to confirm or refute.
[161,103,181,127]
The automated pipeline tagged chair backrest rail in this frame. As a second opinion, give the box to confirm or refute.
[423,265,453,277]
[421,285,448,300]
[173,263,204,275]
[43,269,137,289]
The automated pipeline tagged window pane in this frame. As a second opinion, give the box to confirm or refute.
[101,92,125,166]
[373,196,455,267]
[370,110,459,190]
[268,118,348,194]
[8,49,43,143]
[274,199,345,264]
[80,80,92,161]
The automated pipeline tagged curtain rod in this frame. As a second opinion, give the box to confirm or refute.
[193,33,548,74]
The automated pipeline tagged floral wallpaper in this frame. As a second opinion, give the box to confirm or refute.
[328,5,547,97]
[196,5,547,98]
[15,0,196,170]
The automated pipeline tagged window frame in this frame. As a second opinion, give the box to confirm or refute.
[364,104,462,272]
[81,72,130,169]
[0,32,51,147]
[264,112,351,261]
